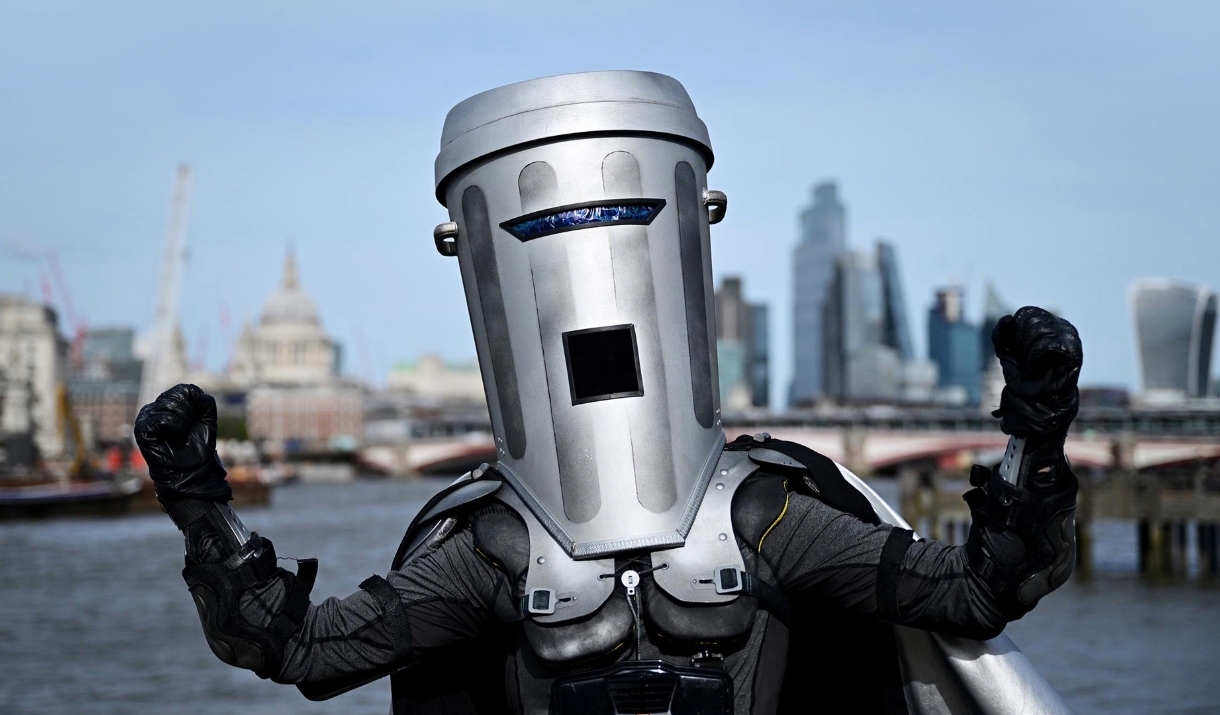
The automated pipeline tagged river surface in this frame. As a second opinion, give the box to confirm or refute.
[1,479,1217,715]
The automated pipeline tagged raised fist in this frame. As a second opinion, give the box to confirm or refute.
[134,384,231,504]
[991,307,1083,438]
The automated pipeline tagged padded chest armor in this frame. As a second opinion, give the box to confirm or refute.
[477,449,784,665]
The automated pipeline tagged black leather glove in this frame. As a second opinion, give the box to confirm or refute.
[991,306,1083,439]
[964,307,1082,616]
[136,386,318,681]
[134,383,232,505]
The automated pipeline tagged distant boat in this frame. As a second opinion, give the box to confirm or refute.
[126,467,275,515]
[0,474,143,520]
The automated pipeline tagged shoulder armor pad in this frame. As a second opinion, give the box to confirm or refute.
[742,438,882,526]
[651,449,756,604]
[747,446,807,471]
[495,490,615,624]
[392,466,503,570]
[491,495,632,662]
[732,474,788,549]
[419,478,502,525]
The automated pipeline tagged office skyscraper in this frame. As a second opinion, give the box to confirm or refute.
[750,304,769,408]
[978,282,1010,365]
[790,181,847,406]
[978,282,1011,413]
[877,241,914,362]
[715,277,770,410]
[928,287,982,406]
[1131,279,1217,399]
[822,249,902,401]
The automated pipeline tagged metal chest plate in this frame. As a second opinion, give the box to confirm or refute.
[650,449,757,604]
[497,490,616,624]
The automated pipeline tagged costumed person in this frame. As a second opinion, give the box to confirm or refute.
[135,71,1084,715]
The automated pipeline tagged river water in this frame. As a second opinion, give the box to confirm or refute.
[1,479,1216,715]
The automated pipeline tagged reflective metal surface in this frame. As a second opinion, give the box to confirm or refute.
[216,503,252,547]
[997,436,1026,485]
[435,71,713,202]
[436,72,727,557]
[836,463,1076,715]
[498,489,615,624]
[651,449,753,604]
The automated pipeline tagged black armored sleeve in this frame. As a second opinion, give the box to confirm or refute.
[178,503,514,699]
[274,523,517,698]
[760,493,1009,640]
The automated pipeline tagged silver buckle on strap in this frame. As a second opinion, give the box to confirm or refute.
[526,588,556,615]
[712,566,744,595]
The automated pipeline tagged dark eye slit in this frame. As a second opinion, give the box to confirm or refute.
[500,199,665,241]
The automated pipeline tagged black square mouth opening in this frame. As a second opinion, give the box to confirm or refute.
[562,324,644,405]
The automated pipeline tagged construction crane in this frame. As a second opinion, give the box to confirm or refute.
[138,164,193,409]
[47,251,87,369]
[56,384,89,478]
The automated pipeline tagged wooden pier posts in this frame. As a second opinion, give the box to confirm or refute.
[880,430,1219,581]
[1137,519,1182,580]
[1199,522,1219,577]
[1075,467,1096,580]
[898,465,1219,581]
[1074,519,1093,581]
[1137,518,1219,579]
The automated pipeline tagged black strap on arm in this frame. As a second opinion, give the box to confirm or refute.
[741,571,792,626]
[358,575,415,663]
[727,434,881,525]
[162,498,222,531]
[875,527,914,621]
[277,558,317,636]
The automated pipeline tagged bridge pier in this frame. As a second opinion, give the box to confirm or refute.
[1139,520,1200,579]
[1138,520,1169,579]
[842,426,869,477]
[732,423,1219,581]
[1159,522,1175,578]
[1075,519,1093,581]
[1199,522,1219,577]
[1075,468,1096,580]
[1173,521,1189,576]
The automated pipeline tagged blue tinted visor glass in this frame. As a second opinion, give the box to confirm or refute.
[501,199,665,241]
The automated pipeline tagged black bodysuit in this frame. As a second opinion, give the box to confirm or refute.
[243,470,1011,715]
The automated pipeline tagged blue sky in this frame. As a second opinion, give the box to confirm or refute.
[2,1,1217,404]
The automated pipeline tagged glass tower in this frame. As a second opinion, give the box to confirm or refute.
[715,277,770,410]
[790,182,846,406]
[928,287,982,406]
[1131,280,1217,399]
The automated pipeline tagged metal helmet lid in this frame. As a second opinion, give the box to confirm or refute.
[434,71,726,558]
[435,70,714,204]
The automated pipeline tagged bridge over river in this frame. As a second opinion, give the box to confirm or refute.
[365,407,1220,580]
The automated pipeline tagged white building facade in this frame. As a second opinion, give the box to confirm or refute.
[0,295,69,461]
[227,249,362,452]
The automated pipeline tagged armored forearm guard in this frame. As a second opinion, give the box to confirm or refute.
[963,443,1077,620]
[172,499,317,680]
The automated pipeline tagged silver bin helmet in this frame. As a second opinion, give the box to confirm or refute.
[433,71,728,559]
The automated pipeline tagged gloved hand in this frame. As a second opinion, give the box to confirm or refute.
[134,383,232,505]
[991,307,1083,439]
[967,308,1081,614]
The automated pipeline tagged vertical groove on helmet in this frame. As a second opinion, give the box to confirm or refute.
[463,186,527,459]
[518,161,559,213]
[521,162,601,523]
[604,151,677,512]
[675,162,715,429]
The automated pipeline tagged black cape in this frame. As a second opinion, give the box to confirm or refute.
[385,437,1072,715]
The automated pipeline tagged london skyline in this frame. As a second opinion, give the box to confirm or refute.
[2,1,1217,405]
